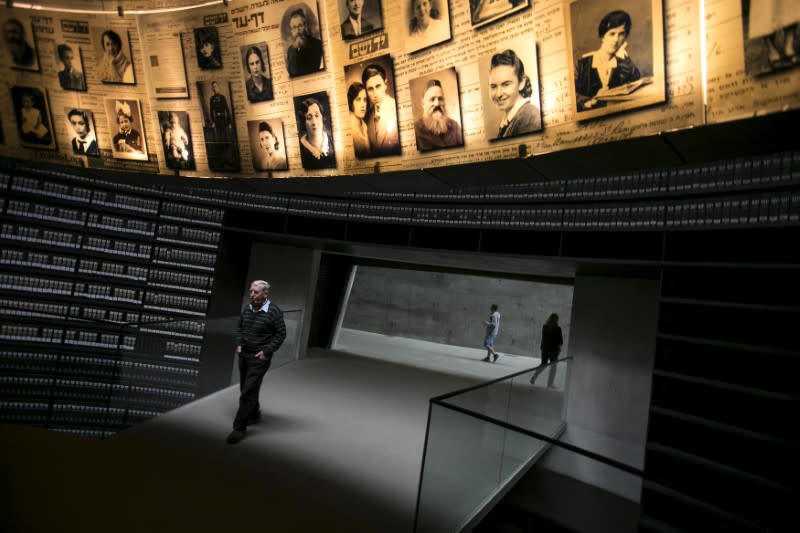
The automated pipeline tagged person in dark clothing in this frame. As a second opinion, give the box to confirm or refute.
[530,313,563,387]
[227,280,286,444]
[209,81,232,142]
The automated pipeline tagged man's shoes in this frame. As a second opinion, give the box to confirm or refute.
[226,430,245,444]
[492,353,499,362]
[246,412,261,426]
[481,356,490,362]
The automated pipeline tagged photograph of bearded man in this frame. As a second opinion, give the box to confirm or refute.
[283,4,325,77]
[410,67,463,151]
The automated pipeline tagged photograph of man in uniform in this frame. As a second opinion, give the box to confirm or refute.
[410,68,464,152]
[197,80,241,172]
[567,0,664,121]
[339,0,383,40]
[283,4,325,78]
[65,108,98,156]
[3,17,38,71]
[195,26,222,70]
[56,43,86,91]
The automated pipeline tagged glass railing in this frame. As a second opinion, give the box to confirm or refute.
[0,310,302,438]
[414,356,642,532]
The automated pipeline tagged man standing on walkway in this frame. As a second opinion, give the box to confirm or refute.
[482,304,501,362]
[227,280,286,444]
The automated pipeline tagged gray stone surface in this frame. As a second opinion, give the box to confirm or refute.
[342,266,574,357]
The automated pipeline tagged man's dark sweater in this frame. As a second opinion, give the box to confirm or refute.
[236,303,286,357]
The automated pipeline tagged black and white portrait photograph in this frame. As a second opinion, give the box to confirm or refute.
[344,54,400,159]
[409,67,463,152]
[11,86,54,149]
[282,3,325,78]
[241,43,274,103]
[56,43,87,91]
[158,110,195,170]
[247,119,288,172]
[480,38,542,141]
[293,91,337,170]
[64,107,99,157]
[3,17,39,71]
[469,0,528,29]
[95,28,135,84]
[741,0,800,76]
[195,26,223,70]
[197,80,241,172]
[405,0,451,54]
[104,98,147,160]
[339,0,384,40]
[567,0,665,121]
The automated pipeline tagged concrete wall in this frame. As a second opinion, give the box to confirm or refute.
[541,274,660,502]
[342,266,574,357]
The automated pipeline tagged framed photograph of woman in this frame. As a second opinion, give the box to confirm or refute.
[293,91,337,170]
[11,86,55,150]
[247,119,288,171]
[480,37,542,141]
[469,0,528,29]
[94,28,135,84]
[241,43,274,103]
[103,98,148,161]
[158,110,195,170]
[741,0,800,76]
[55,43,87,91]
[64,107,99,157]
[566,0,665,121]
[3,17,39,72]
[405,0,451,54]
[195,26,223,70]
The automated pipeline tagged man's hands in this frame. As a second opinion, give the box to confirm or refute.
[237,345,265,359]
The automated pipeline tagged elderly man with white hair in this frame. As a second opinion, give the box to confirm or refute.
[227,279,287,444]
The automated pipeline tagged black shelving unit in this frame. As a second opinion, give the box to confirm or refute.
[0,169,223,438]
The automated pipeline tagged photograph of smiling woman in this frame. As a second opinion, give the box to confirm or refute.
[479,42,542,141]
